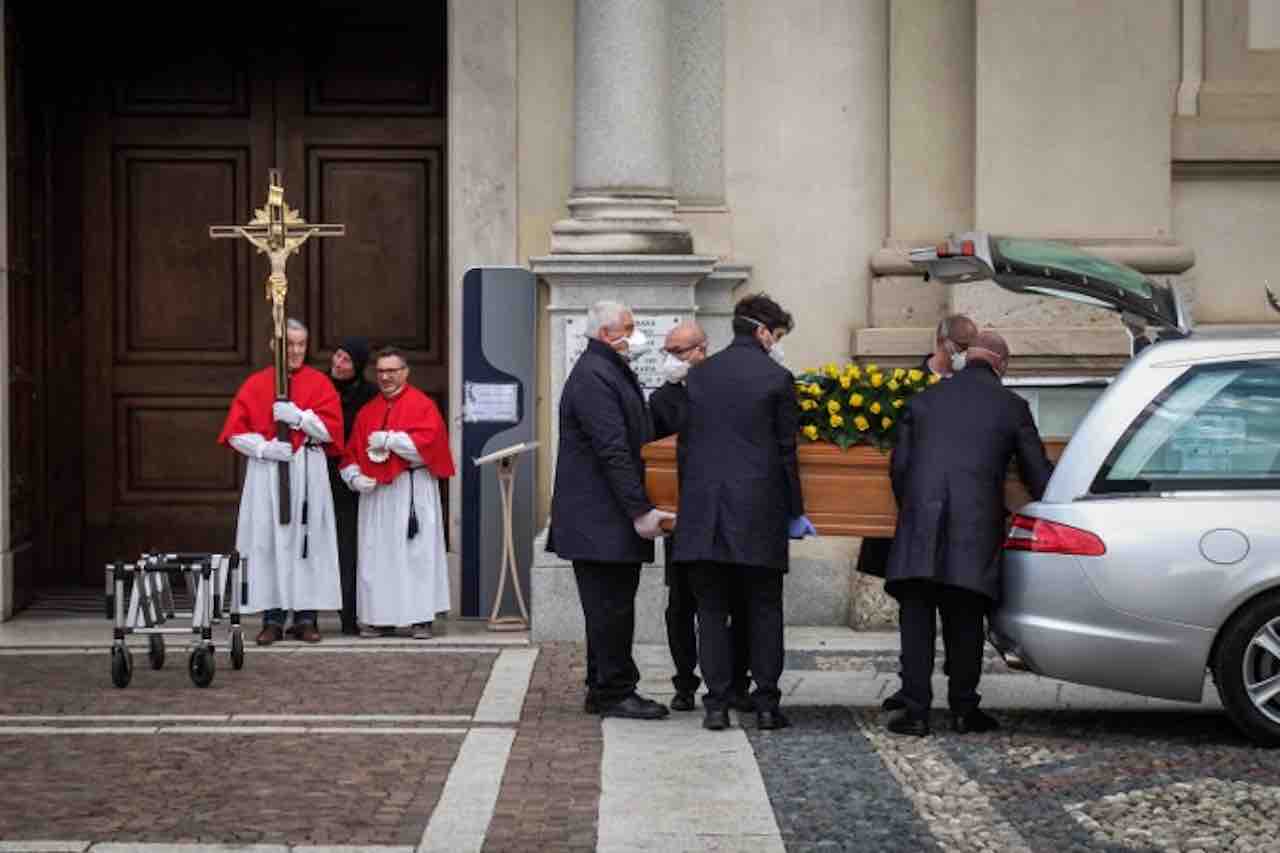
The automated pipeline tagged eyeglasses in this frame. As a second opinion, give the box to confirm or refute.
[664,342,707,357]
[375,367,407,376]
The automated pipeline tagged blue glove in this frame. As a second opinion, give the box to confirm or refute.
[788,515,818,539]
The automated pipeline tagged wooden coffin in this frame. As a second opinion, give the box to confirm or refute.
[641,436,1068,538]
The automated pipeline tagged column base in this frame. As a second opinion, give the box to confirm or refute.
[550,194,694,254]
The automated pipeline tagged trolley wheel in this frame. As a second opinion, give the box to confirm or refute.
[188,647,215,688]
[230,630,245,670]
[110,646,133,688]
[148,634,166,670]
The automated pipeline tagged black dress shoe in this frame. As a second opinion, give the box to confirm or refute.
[951,709,1000,734]
[756,709,791,730]
[887,711,931,737]
[881,690,906,712]
[670,691,696,712]
[601,693,670,720]
[703,708,731,730]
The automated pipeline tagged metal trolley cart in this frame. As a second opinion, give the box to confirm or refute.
[105,552,248,688]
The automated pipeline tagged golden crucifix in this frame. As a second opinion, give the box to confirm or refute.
[210,169,345,523]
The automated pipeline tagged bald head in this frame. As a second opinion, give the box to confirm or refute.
[663,320,709,366]
[936,314,977,351]
[966,331,1010,375]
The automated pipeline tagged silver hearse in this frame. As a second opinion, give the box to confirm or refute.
[911,233,1280,746]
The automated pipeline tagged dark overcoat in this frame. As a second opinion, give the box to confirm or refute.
[670,335,803,571]
[885,363,1053,600]
[649,379,689,467]
[547,338,655,564]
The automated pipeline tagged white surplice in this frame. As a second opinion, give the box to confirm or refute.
[352,434,450,627]
[228,436,343,613]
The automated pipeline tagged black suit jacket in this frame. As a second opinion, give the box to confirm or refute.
[671,335,803,572]
[885,363,1053,600]
[547,338,655,564]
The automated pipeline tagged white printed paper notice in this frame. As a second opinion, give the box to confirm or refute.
[464,382,519,424]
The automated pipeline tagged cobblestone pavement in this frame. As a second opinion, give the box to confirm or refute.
[2,635,1279,852]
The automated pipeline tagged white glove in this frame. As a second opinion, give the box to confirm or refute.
[386,431,423,465]
[634,508,677,540]
[367,431,391,463]
[258,439,294,462]
[273,401,303,428]
[350,475,378,494]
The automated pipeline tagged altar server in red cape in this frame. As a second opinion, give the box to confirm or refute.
[341,346,454,639]
[218,318,345,644]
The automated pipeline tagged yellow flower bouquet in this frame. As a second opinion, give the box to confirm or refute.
[793,362,938,451]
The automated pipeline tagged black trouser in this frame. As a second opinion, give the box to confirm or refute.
[573,560,642,706]
[328,462,359,631]
[666,561,750,695]
[688,562,784,713]
[895,580,987,718]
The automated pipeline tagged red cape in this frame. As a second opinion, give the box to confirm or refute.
[344,384,455,483]
[217,365,344,458]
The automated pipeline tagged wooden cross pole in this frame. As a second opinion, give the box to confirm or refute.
[210,169,345,524]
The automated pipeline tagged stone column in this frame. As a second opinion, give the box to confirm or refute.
[550,0,693,254]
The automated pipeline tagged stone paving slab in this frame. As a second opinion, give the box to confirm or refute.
[0,732,459,846]
[0,652,495,717]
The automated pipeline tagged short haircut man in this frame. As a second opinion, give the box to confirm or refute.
[341,346,455,639]
[672,293,809,731]
[884,329,1053,737]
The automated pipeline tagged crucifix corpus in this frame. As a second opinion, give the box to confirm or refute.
[210,169,345,524]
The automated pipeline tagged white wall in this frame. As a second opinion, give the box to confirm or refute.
[1174,173,1280,323]
[725,0,888,370]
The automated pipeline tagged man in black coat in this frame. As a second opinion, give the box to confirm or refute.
[548,300,674,720]
[325,337,378,636]
[651,320,754,713]
[672,294,815,731]
[860,313,977,710]
[884,331,1053,736]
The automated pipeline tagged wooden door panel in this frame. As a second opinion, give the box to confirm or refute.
[116,396,243,503]
[304,17,445,116]
[310,149,446,363]
[114,149,251,362]
[114,48,249,117]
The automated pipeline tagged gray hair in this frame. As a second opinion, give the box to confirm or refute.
[585,300,630,337]
[286,317,308,336]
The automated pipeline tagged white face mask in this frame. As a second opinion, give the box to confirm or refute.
[767,342,786,366]
[661,353,690,383]
[607,329,650,361]
[950,349,967,372]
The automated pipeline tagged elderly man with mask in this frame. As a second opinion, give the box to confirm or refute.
[650,321,754,713]
[884,331,1053,737]
[548,299,674,720]
[326,337,377,636]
